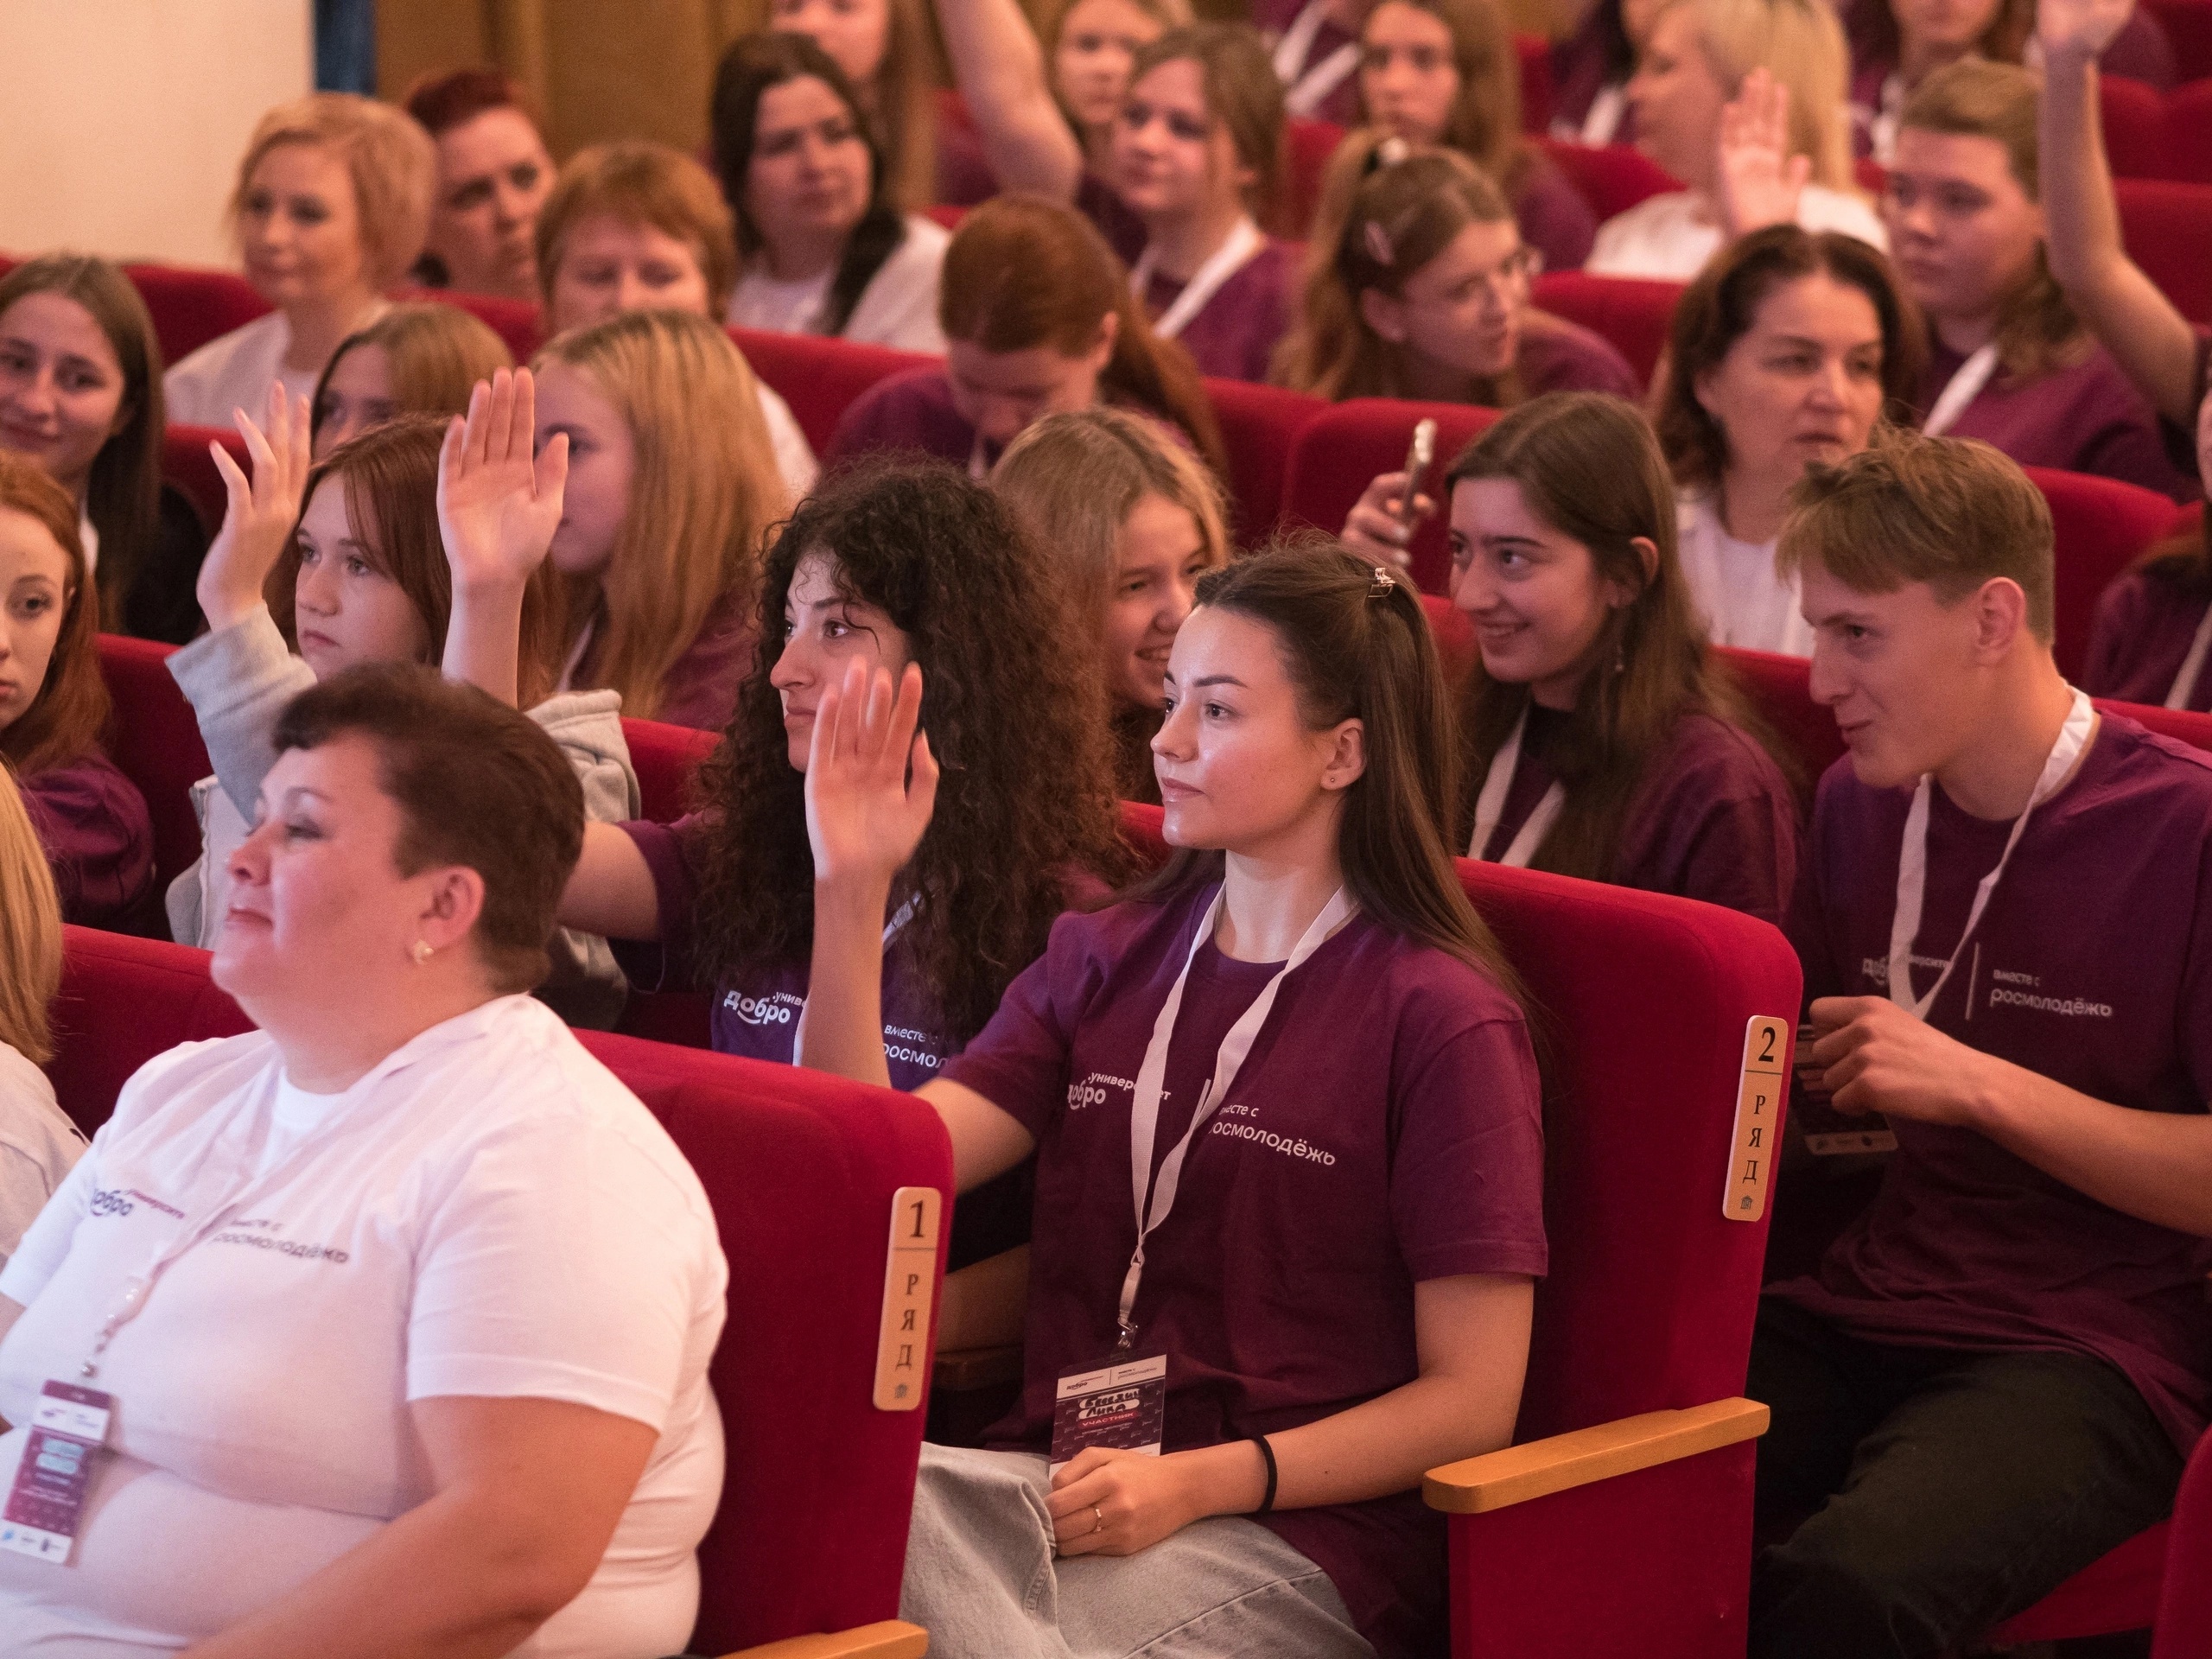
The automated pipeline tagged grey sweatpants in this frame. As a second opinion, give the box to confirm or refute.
[900,1444,1378,1659]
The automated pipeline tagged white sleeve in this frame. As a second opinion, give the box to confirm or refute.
[406,1117,724,1431]
[0,1138,97,1303]
[757,383,821,499]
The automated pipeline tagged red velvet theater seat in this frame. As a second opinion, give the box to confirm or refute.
[94,633,213,896]
[1280,400,1502,592]
[161,423,247,543]
[1535,139,1682,222]
[728,327,937,457]
[1110,803,1802,1656]
[2101,73,2172,179]
[2145,0,2212,85]
[2117,177,2212,321]
[2024,467,2183,680]
[47,925,946,1659]
[2152,1427,2212,1656]
[626,716,721,824]
[124,262,270,366]
[1530,270,1682,387]
[1285,118,1348,240]
[1206,377,1327,543]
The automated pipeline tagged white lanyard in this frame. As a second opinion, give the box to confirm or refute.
[1128,217,1264,340]
[2166,603,2212,709]
[1577,82,1627,147]
[791,893,923,1065]
[78,1071,375,1378]
[1467,708,1567,868]
[1273,0,1361,117]
[967,430,989,481]
[1888,687,2094,1019]
[1114,881,1354,1347]
[555,612,596,694]
[1922,341,2000,438]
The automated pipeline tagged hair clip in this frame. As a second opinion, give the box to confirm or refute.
[1363,220,1395,268]
[1369,565,1398,599]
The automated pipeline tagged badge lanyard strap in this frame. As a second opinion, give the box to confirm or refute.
[1920,340,2000,438]
[1273,0,1361,117]
[1467,708,1567,867]
[1114,883,1354,1350]
[1888,687,2094,1020]
[1129,218,1265,341]
[77,1077,378,1379]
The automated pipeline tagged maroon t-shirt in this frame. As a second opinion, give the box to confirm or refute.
[944,880,1547,1659]
[1519,308,1643,398]
[1253,0,1364,127]
[2082,568,2212,712]
[1075,171,1151,268]
[1472,705,1801,925]
[826,366,982,473]
[653,585,757,732]
[21,749,153,931]
[1918,338,2196,504]
[1514,149,1599,275]
[1141,239,1296,384]
[1769,715,2212,1449]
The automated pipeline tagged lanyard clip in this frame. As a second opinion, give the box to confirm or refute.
[1115,1319,1138,1353]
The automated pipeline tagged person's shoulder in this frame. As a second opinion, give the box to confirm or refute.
[1796,184,1887,248]
[0,1041,67,1141]
[20,747,149,826]
[898,213,952,259]
[1520,308,1638,395]
[843,364,957,422]
[1337,914,1527,1039]
[108,1029,278,1136]
[2094,712,2212,809]
[1656,706,1793,799]
[164,312,283,387]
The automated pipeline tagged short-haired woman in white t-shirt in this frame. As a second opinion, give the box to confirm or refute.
[0,666,728,1658]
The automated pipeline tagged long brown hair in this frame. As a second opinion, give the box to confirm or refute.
[1653,223,1925,492]
[939,195,1228,477]
[1360,0,1529,194]
[1126,25,1287,230]
[694,459,1133,1044]
[1129,537,1522,995]
[0,763,62,1065]
[0,256,166,621]
[533,310,787,721]
[0,453,109,778]
[1448,392,1770,874]
[991,405,1230,800]
[309,302,515,442]
[1897,59,2087,385]
[1274,143,1528,404]
[266,416,557,705]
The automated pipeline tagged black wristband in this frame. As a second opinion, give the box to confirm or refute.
[1249,1433,1279,1516]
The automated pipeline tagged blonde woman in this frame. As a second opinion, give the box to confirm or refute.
[1587,0,1887,281]
[309,301,515,457]
[534,310,789,729]
[536,139,819,497]
[167,94,435,424]
[991,405,1229,800]
[0,763,78,1268]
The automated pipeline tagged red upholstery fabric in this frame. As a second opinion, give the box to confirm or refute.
[2025,466,2184,680]
[728,327,937,456]
[2145,0,2212,85]
[924,204,968,232]
[160,423,246,542]
[2101,74,2172,178]
[625,716,720,824]
[1205,376,1328,543]
[1280,399,1502,591]
[2152,1428,2212,1656]
[1535,139,1683,222]
[1516,32,1556,133]
[2159,79,2212,182]
[124,263,270,366]
[2117,177,2212,321]
[1116,800,1803,1656]
[95,632,213,895]
[45,925,951,1654]
[1530,270,1682,385]
[1286,118,1347,240]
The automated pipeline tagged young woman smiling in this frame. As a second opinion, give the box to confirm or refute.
[712,31,950,353]
[166,95,434,427]
[795,541,1544,1659]
[1650,223,1923,656]
[992,404,1230,801]
[1445,392,1798,922]
[0,255,209,643]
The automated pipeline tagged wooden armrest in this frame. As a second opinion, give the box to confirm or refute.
[719,1618,929,1659]
[1422,1397,1770,1515]
[933,1343,1026,1390]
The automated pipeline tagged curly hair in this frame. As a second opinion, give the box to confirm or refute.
[692,457,1135,1042]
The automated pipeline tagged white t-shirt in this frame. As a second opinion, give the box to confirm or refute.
[1586,186,1890,282]
[1676,491,1814,657]
[0,995,728,1657]
[0,1042,82,1269]
[756,380,820,499]
[163,305,388,429]
[728,214,949,355]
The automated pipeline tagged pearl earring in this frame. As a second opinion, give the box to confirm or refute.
[410,940,435,965]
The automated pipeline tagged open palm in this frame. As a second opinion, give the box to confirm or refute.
[437,367,569,593]
[804,660,941,888]
[196,381,312,631]
[1715,68,1809,238]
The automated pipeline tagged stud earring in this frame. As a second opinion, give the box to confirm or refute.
[410,940,435,965]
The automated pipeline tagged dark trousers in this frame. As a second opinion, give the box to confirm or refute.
[1746,1299,2183,1659]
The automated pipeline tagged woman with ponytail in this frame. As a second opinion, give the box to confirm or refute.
[827,194,1228,480]
[796,538,1544,1659]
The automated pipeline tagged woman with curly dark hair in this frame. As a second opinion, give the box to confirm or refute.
[559,459,1132,1246]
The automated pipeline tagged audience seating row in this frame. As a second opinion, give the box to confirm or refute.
[48,923,950,1659]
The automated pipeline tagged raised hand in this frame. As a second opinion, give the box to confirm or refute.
[1340,471,1434,569]
[804,660,940,892]
[1714,68,1809,239]
[436,367,569,596]
[196,381,312,632]
[2037,0,2137,62]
